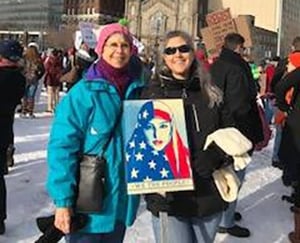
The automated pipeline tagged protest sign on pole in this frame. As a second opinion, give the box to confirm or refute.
[79,22,98,49]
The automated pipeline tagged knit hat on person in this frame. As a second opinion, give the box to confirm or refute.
[289,52,300,68]
[94,23,133,56]
[0,40,23,62]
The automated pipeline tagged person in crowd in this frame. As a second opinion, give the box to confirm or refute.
[210,33,264,238]
[271,37,300,169]
[21,45,45,118]
[242,54,261,93]
[195,47,210,71]
[275,52,300,186]
[271,37,300,92]
[275,52,300,242]
[261,56,280,124]
[46,22,145,243]
[0,39,26,234]
[138,54,153,82]
[140,30,249,243]
[60,43,97,92]
[44,48,63,113]
[126,100,192,182]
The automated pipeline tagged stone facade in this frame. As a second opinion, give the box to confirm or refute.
[125,0,208,53]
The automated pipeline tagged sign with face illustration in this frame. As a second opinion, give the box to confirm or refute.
[122,99,194,195]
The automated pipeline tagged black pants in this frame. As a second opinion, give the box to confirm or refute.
[0,115,14,222]
[0,147,7,221]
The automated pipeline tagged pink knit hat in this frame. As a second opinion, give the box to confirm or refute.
[95,23,133,56]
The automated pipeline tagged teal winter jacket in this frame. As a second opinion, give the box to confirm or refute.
[46,73,145,233]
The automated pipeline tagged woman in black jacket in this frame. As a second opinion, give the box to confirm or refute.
[275,52,300,242]
[141,30,237,243]
[0,40,25,235]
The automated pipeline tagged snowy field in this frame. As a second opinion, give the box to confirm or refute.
[0,93,293,243]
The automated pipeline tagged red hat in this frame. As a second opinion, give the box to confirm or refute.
[289,52,300,68]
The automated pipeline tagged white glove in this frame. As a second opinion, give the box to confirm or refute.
[204,127,253,171]
[213,166,241,202]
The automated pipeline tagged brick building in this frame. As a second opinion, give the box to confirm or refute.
[62,0,125,28]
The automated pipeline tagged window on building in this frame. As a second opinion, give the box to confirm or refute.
[131,5,136,15]
[150,11,167,36]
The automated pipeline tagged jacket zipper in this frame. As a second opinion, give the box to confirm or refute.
[192,104,200,132]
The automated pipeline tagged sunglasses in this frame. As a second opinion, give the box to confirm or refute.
[163,44,192,55]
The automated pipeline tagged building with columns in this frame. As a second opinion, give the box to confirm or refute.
[125,0,208,54]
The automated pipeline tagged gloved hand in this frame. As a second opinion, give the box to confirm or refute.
[192,142,233,177]
[35,214,87,243]
[144,193,172,217]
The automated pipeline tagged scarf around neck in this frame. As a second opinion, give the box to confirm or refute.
[96,58,131,98]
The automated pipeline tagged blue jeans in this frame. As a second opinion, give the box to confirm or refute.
[272,124,282,162]
[262,97,274,124]
[65,222,125,243]
[152,212,222,243]
[219,168,246,228]
[24,83,38,99]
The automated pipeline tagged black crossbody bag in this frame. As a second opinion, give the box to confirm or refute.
[75,112,121,214]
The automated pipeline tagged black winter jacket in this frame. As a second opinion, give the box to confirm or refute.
[275,68,300,184]
[210,48,264,145]
[0,66,25,147]
[0,66,25,116]
[141,64,235,218]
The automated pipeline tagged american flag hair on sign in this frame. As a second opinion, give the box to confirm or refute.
[122,99,194,195]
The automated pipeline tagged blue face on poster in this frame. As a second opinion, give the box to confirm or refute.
[144,117,172,151]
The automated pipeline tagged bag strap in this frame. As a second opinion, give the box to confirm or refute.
[98,107,123,158]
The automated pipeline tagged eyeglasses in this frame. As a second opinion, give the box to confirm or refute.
[105,42,130,51]
[163,44,192,55]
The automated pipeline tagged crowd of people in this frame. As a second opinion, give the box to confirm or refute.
[0,20,299,243]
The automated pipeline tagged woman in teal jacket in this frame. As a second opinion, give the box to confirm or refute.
[46,23,145,242]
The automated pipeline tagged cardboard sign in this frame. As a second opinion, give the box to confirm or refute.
[206,8,236,50]
[200,8,253,55]
[122,99,194,195]
[234,16,253,47]
[200,27,217,55]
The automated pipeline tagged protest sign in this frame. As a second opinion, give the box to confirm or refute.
[234,15,253,47]
[122,99,194,195]
[201,8,253,55]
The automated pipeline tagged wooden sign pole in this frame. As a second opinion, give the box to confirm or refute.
[159,211,168,243]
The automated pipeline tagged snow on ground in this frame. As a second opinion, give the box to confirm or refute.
[0,93,294,242]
